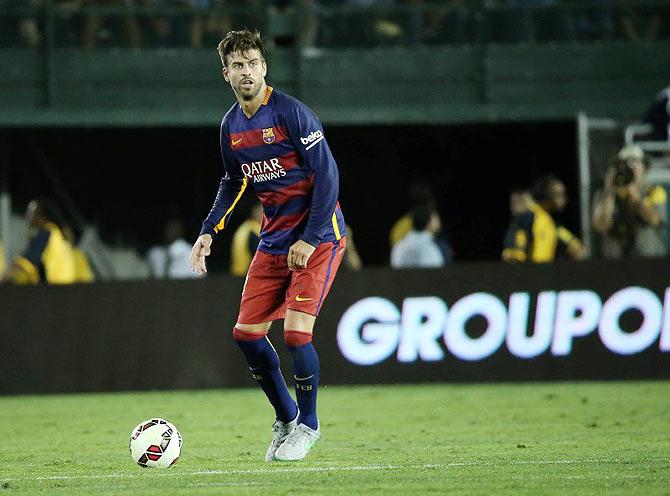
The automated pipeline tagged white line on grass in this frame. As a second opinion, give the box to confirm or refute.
[2,458,668,484]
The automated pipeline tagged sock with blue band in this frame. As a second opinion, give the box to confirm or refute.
[284,330,319,430]
[233,328,298,423]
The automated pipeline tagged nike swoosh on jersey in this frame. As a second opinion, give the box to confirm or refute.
[232,137,244,146]
[295,295,313,302]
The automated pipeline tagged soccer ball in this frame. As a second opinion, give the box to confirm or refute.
[129,418,182,468]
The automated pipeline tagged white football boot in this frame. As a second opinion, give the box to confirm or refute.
[273,423,320,461]
[265,417,297,462]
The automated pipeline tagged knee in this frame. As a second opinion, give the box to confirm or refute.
[233,326,268,342]
[284,329,313,347]
[233,322,271,341]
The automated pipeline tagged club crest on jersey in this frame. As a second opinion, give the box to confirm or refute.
[262,127,276,144]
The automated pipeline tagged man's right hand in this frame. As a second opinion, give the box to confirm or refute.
[190,234,213,274]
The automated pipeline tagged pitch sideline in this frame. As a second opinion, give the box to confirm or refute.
[2,458,667,483]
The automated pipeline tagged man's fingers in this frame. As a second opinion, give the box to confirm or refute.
[287,248,297,271]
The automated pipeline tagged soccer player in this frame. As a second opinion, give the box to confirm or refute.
[190,29,347,462]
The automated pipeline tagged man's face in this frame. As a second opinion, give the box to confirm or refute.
[222,49,267,102]
[548,181,567,212]
[510,191,530,216]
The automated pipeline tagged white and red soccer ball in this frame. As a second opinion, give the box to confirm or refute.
[129,418,182,468]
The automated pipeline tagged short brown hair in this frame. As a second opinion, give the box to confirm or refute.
[217,29,266,67]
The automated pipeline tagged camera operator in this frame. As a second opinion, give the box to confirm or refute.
[592,145,667,258]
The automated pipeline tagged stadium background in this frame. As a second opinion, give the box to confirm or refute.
[0,3,669,493]
[1,0,669,388]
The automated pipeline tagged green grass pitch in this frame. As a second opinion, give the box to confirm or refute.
[0,382,668,495]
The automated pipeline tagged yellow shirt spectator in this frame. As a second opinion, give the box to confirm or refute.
[13,221,78,284]
[502,201,583,263]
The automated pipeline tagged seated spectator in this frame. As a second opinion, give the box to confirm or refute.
[147,217,202,278]
[592,145,667,258]
[0,199,81,284]
[230,203,262,276]
[82,0,141,49]
[391,205,444,268]
[502,175,585,263]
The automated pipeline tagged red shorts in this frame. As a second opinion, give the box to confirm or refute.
[237,237,347,324]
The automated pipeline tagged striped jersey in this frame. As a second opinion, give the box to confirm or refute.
[200,87,346,254]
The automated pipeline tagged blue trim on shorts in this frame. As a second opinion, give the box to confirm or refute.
[315,242,339,314]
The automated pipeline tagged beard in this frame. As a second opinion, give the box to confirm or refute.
[237,80,262,101]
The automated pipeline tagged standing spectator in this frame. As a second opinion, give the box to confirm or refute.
[592,145,667,258]
[230,202,262,276]
[147,217,202,278]
[643,85,670,142]
[391,205,444,268]
[390,181,453,262]
[502,175,585,263]
[0,198,79,284]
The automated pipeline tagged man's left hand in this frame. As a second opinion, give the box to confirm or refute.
[287,240,316,271]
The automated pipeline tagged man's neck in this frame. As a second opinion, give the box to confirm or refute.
[239,83,268,118]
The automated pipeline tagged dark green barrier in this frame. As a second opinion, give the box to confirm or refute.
[1,258,669,395]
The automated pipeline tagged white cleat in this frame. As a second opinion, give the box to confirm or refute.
[273,423,320,462]
[265,417,297,462]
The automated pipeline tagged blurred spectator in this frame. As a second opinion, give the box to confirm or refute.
[643,85,670,142]
[318,0,404,48]
[502,175,585,263]
[0,199,84,284]
[137,0,209,48]
[191,0,267,48]
[592,145,667,258]
[390,181,453,262]
[82,0,141,49]
[230,203,262,276]
[147,217,202,278]
[342,224,363,270]
[17,0,43,47]
[509,186,532,217]
[572,0,614,41]
[619,0,661,41]
[423,0,470,45]
[62,225,95,282]
[390,182,435,246]
[391,205,444,268]
[0,239,5,274]
[14,0,83,48]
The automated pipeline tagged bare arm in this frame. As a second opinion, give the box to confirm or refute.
[592,190,616,233]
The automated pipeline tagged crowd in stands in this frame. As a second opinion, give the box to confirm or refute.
[3,0,670,49]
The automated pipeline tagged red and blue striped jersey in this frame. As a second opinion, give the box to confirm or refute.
[200,87,346,254]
